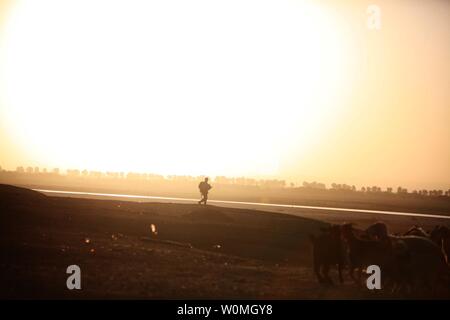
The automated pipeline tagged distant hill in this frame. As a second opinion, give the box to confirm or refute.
[0,184,47,203]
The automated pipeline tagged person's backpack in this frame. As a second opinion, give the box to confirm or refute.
[199,181,210,193]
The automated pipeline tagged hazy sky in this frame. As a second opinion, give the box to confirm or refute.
[0,0,449,190]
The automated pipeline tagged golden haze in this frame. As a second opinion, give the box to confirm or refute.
[0,0,448,190]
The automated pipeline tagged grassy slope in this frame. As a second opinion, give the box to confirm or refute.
[0,185,447,299]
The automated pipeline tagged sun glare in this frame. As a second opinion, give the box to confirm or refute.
[1,0,349,176]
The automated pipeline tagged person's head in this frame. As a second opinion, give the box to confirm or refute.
[204,177,209,182]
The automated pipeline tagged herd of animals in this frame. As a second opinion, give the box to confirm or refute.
[309,222,450,295]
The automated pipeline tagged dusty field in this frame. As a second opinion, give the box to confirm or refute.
[0,184,448,299]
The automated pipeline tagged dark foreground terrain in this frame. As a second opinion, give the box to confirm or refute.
[0,184,448,299]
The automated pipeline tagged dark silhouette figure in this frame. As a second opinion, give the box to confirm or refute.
[198,177,212,205]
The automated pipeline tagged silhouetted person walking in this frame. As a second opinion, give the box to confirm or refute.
[198,177,212,205]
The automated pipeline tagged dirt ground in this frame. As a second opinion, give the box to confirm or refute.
[0,184,448,299]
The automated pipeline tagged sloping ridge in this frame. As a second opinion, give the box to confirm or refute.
[0,184,47,203]
[183,207,233,223]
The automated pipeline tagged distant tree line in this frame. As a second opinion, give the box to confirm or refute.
[1,166,449,197]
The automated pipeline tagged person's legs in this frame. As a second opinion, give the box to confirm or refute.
[199,193,206,204]
[203,193,208,205]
